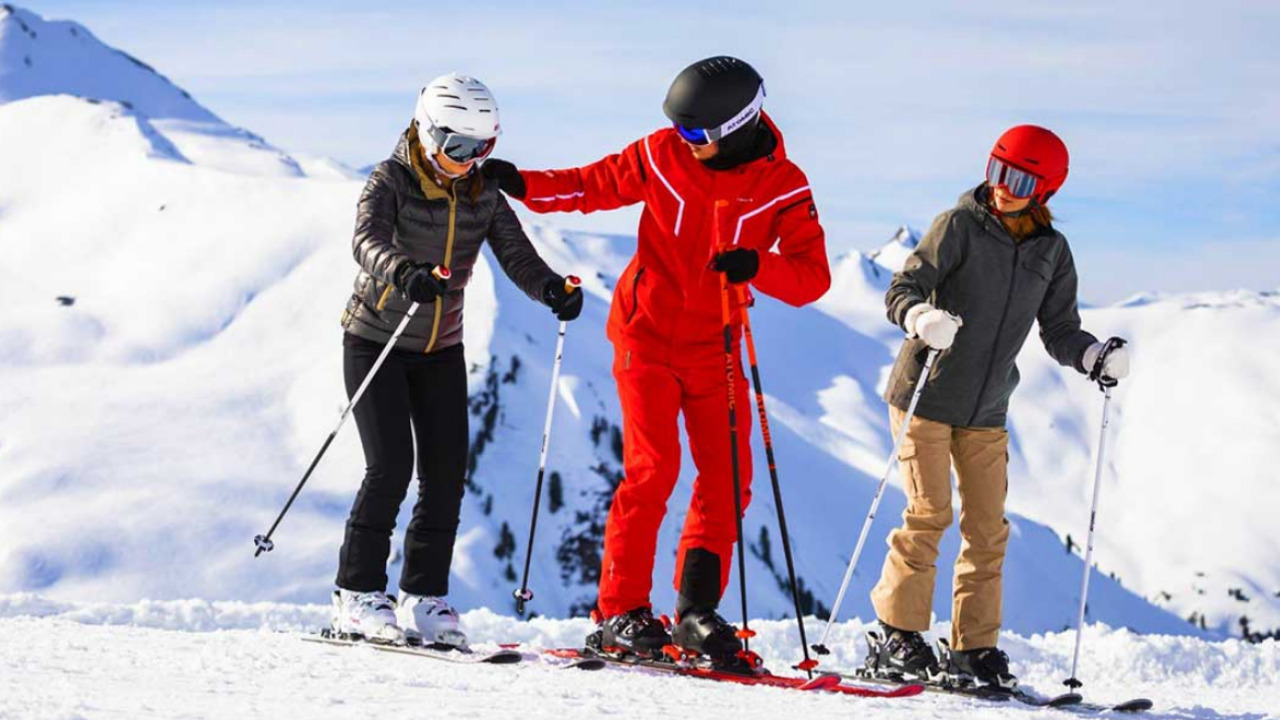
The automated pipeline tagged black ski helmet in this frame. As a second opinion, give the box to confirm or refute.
[663,56,764,136]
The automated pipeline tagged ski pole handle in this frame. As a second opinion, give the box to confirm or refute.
[563,275,582,295]
[1088,336,1126,391]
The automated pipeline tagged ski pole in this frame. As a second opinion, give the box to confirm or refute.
[513,276,582,614]
[253,266,451,558]
[714,201,755,653]
[1064,336,1127,690]
[735,284,816,678]
[813,345,941,655]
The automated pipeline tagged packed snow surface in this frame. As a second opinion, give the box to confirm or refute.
[0,595,1276,720]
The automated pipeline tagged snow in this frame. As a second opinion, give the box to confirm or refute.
[0,595,1276,720]
[0,5,1277,706]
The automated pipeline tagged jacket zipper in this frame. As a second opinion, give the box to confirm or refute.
[967,236,1020,426]
[375,284,394,312]
[626,266,646,323]
[424,182,459,353]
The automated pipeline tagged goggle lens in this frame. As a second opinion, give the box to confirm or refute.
[427,124,497,163]
[675,123,712,146]
[986,157,1041,199]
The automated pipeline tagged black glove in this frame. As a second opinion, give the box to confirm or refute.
[481,158,527,199]
[711,248,760,284]
[542,276,584,322]
[396,262,449,304]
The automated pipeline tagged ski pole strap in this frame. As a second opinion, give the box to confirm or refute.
[1088,336,1127,390]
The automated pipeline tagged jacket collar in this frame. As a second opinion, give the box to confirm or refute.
[959,184,1056,244]
[393,127,484,201]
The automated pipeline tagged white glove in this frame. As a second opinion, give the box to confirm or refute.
[905,303,963,351]
[1082,341,1130,380]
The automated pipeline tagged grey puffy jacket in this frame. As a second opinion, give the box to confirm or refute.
[341,128,558,353]
[884,186,1097,428]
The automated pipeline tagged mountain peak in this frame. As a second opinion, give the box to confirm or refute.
[889,224,921,249]
[0,4,219,123]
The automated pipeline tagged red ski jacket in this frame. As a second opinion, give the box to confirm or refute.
[517,113,831,365]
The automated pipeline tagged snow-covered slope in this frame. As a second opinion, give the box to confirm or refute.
[1,595,1277,720]
[1,3,1275,653]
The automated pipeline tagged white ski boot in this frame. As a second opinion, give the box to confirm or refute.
[330,589,405,644]
[396,593,467,649]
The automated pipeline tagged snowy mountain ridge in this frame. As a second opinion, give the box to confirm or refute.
[1,4,1277,651]
[0,3,360,179]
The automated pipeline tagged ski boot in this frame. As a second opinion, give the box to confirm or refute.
[861,622,943,683]
[670,609,759,670]
[938,639,1018,690]
[586,607,672,659]
[396,593,467,649]
[329,589,405,645]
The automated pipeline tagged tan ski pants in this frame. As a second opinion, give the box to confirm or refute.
[870,406,1011,650]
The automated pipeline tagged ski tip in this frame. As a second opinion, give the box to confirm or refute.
[798,674,842,691]
[1051,692,1085,707]
[891,684,927,697]
[482,651,523,665]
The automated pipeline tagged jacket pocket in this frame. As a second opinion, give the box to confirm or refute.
[625,266,647,324]
[1022,256,1054,284]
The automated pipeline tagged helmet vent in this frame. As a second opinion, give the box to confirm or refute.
[443,104,468,111]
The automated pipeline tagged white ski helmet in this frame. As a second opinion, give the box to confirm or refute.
[414,73,501,163]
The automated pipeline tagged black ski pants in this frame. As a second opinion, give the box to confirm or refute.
[335,333,468,597]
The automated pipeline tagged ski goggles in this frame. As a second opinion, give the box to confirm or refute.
[985,156,1043,199]
[423,122,497,164]
[673,84,766,146]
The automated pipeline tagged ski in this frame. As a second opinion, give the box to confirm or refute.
[303,630,522,665]
[499,645,609,671]
[842,670,1151,714]
[545,648,923,698]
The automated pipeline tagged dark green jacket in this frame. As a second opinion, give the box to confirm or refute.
[884,186,1097,428]
[341,129,558,353]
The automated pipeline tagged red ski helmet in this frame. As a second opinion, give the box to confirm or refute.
[988,125,1069,204]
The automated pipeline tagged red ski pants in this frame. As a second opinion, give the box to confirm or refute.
[598,344,753,619]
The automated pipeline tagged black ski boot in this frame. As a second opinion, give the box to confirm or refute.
[862,622,942,682]
[671,609,745,665]
[939,640,1018,690]
[587,607,671,659]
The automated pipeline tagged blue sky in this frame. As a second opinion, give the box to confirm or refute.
[27,0,1280,303]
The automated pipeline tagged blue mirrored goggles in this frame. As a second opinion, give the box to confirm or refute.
[986,157,1042,199]
[675,123,713,146]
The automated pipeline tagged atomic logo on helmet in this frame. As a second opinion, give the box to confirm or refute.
[664,56,766,147]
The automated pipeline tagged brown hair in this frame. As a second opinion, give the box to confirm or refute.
[1000,203,1054,241]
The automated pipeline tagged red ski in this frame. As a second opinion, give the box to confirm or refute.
[543,648,923,698]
